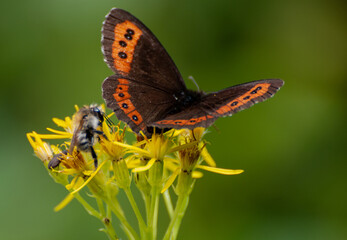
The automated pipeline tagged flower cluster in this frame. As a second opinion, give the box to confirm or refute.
[27,104,243,240]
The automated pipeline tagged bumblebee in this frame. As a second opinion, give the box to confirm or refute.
[48,104,105,169]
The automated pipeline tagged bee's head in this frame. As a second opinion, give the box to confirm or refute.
[89,104,104,124]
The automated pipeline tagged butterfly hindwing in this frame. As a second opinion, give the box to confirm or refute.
[152,79,284,129]
[202,79,284,117]
[151,103,215,129]
[102,74,180,133]
[101,8,186,92]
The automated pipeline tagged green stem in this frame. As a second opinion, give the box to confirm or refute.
[96,198,106,216]
[108,199,140,240]
[124,187,147,238]
[75,194,102,219]
[75,194,118,240]
[147,185,160,240]
[105,205,118,240]
[163,195,190,240]
[162,190,174,219]
[146,160,163,240]
[143,193,151,224]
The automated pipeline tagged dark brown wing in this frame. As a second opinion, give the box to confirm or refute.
[151,79,284,129]
[101,8,186,92]
[102,74,178,134]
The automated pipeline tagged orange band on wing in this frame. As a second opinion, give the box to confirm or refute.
[112,21,143,74]
[118,99,136,114]
[113,78,131,101]
[118,78,130,84]
[156,115,213,126]
[127,110,143,125]
[216,83,271,114]
[113,78,145,125]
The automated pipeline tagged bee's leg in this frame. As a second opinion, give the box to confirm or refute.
[94,130,108,141]
[90,146,98,169]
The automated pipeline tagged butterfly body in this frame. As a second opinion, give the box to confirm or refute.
[101,8,284,136]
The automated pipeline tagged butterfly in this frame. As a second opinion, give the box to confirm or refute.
[101,8,284,137]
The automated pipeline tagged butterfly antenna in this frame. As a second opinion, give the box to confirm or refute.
[212,124,220,134]
[188,76,200,92]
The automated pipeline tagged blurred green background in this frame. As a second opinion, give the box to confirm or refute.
[1,0,346,239]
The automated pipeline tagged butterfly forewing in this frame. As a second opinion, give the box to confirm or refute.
[101,8,186,92]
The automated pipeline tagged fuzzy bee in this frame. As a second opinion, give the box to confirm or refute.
[48,104,106,169]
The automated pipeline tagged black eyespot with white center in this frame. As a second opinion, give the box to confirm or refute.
[231,101,238,106]
[255,86,262,91]
[122,103,128,109]
[118,52,127,59]
[243,96,250,100]
[119,41,127,47]
[118,93,124,97]
[251,90,258,94]
[132,115,138,121]
[126,29,134,35]
[124,34,133,40]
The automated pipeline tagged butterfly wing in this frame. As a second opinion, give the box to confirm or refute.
[103,74,180,134]
[101,8,186,91]
[102,8,189,134]
[152,79,284,129]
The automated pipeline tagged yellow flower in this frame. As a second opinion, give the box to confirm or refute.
[100,119,126,160]
[161,128,244,193]
[110,130,198,173]
[27,105,110,211]
[26,131,55,164]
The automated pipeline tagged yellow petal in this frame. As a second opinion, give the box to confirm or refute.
[46,128,73,136]
[71,160,107,194]
[102,121,112,140]
[161,167,180,193]
[37,128,72,139]
[197,165,244,175]
[52,118,68,128]
[27,132,44,147]
[201,147,216,167]
[126,159,142,169]
[73,177,85,190]
[82,170,94,176]
[164,160,179,172]
[132,158,156,172]
[60,168,80,175]
[54,193,75,212]
[106,112,114,118]
[192,171,203,178]
[66,176,79,190]
[112,141,149,156]
[26,133,36,149]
